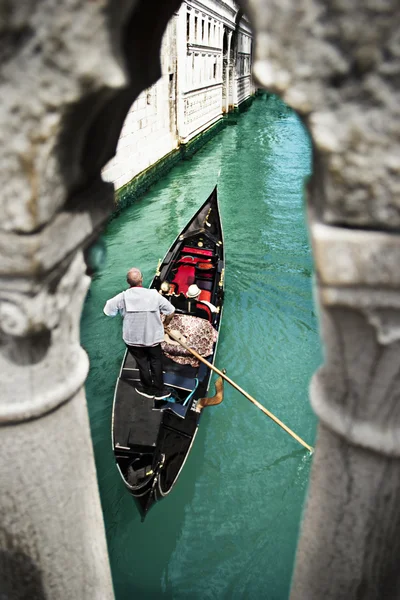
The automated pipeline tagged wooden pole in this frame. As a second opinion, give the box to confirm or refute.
[167,329,314,453]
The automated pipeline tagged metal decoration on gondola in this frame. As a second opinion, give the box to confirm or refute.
[204,207,212,228]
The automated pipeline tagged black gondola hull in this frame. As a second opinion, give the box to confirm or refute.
[112,186,224,518]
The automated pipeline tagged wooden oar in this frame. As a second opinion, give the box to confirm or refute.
[166,328,314,453]
[197,376,224,412]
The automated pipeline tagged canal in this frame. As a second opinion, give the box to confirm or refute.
[81,94,322,599]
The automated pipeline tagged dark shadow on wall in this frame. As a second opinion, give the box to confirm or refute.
[59,0,184,206]
[0,542,46,600]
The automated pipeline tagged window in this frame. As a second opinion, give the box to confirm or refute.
[195,53,199,84]
[201,19,204,41]
[208,22,211,43]
[194,16,198,40]
[187,14,190,40]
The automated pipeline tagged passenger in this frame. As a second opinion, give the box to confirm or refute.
[186,284,218,314]
[159,281,171,295]
[103,267,175,400]
[159,281,177,296]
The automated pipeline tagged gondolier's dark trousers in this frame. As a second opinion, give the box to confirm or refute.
[126,343,163,392]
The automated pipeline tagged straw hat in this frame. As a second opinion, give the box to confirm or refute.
[187,284,201,299]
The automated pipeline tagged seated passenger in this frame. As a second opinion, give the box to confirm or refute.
[159,281,177,295]
[186,284,218,315]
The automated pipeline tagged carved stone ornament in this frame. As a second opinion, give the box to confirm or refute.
[0,0,183,596]
[309,221,400,457]
[0,253,90,423]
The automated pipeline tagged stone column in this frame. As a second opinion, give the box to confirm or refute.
[0,0,181,596]
[293,222,400,598]
[176,3,188,142]
[225,30,233,113]
[239,0,400,597]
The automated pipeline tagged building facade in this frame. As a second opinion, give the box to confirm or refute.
[102,0,255,192]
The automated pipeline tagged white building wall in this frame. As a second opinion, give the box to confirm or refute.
[179,0,232,142]
[103,1,255,191]
[235,28,255,106]
[102,18,178,188]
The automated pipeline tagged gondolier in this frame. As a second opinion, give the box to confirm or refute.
[104,267,175,399]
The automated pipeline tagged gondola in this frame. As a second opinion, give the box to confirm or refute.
[111,186,225,519]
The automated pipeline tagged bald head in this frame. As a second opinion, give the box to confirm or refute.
[127,267,143,287]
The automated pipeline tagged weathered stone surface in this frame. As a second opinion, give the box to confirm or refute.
[309,222,400,457]
[241,0,400,230]
[0,0,183,596]
[311,302,400,456]
[0,389,114,599]
[312,222,400,288]
[0,0,129,234]
[0,253,90,422]
[292,425,400,600]
[0,181,113,279]
[236,0,400,597]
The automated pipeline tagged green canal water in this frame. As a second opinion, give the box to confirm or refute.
[81,95,322,599]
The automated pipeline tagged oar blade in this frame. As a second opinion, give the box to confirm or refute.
[197,377,224,412]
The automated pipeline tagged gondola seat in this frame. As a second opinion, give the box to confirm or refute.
[195,304,212,321]
[178,256,211,265]
[198,290,211,302]
[196,278,212,289]
[172,264,196,294]
[182,246,213,257]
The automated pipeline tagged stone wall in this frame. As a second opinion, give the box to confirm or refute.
[235,29,253,106]
[104,0,255,195]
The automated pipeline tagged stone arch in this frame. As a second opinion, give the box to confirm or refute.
[2,0,400,597]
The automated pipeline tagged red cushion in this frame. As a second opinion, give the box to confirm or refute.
[197,303,212,321]
[172,265,196,294]
[199,290,211,302]
[182,246,213,256]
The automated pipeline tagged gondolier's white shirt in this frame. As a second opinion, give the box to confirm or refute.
[103,287,175,346]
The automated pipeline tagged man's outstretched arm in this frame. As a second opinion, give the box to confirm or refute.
[163,312,175,328]
[103,293,123,317]
[159,295,175,328]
